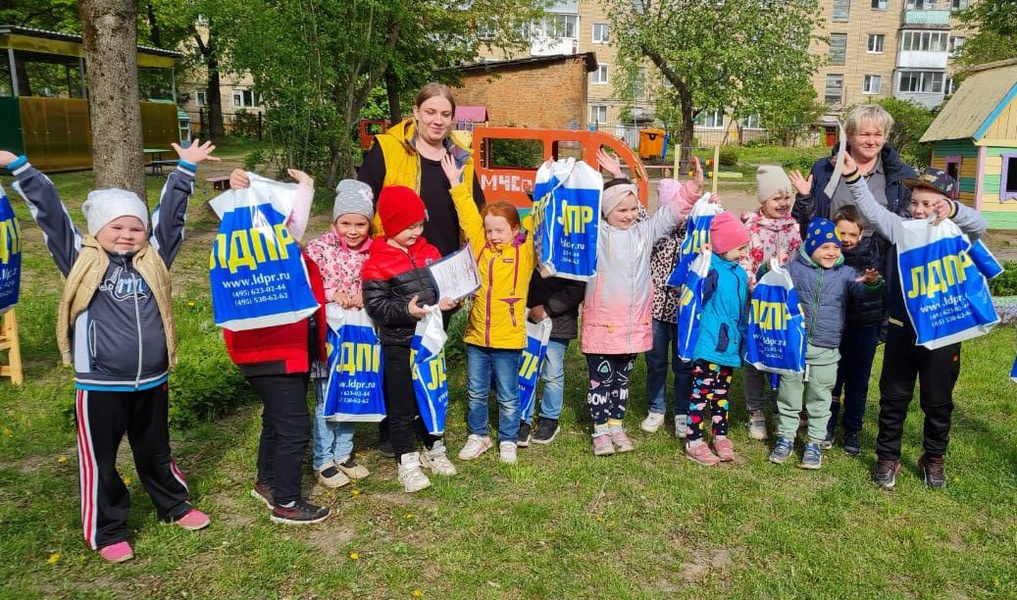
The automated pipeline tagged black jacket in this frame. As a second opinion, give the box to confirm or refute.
[526,272,585,340]
[842,236,884,327]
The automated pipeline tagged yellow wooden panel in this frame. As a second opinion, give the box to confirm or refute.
[982,202,1017,213]
[960,161,979,177]
[976,138,1017,148]
[931,157,945,168]
[985,156,1003,170]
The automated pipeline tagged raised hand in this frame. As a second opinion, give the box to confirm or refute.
[687,156,704,196]
[842,153,858,175]
[286,168,313,186]
[596,148,624,179]
[789,169,813,196]
[855,267,882,285]
[172,139,219,164]
[0,150,19,166]
[931,199,953,225]
[440,152,464,187]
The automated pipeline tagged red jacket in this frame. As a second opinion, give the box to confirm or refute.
[362,236,441,345]
[223,253,328,374]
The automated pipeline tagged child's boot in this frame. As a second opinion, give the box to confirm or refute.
[398,452,431,493]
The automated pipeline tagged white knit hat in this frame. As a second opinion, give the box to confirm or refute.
[333,179,374,221]
[81,189,149,235]
[756,165,793,203]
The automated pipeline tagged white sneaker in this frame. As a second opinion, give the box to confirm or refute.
[458,434,493,460]
[499,441,517,464]
[641,412,666,433]
[397,452,431,493]
[420,440,458,476]
[747,411,767,440]
[675,415,689,439]
[316,462,351,489]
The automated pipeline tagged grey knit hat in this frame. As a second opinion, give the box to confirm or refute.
[81,188,149,235]
[333,179,374,221]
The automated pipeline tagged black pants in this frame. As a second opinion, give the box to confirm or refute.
[585,353,636,426]
[875,324,961,461]
[248,373,311,505]
[75,385,192,550]
[383,345,437,458]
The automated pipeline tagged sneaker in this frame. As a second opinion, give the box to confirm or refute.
[685,442,721,466]
[821,431,834,450]
[609,428,634,452]
[377,439,396,459]
[675,415,689,439]
[316,463,351,489]
[517,422,532,448]
[591,433,615,456]
[873,458,901,489]
[251,481,273,510]
[458,434,493,460]
[918,454,946,489]
[499,441,518,464]
[843,431,861,456]
[270,499,331,525]
[747,411,767,441]
[98,541,134,563]
[420,440,458,476]
[531,418,561,444]
[640,412,665,433]
[800,442,822,470]
[712,438,735,462]
[174,508,211,531]
[336,456,371,480]
[397,452,431,493]
[768,437,794,464]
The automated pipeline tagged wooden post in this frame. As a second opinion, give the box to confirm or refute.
[0,309,24,385]
[712,145,721,195]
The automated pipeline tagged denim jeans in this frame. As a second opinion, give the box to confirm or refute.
[645,319,693,416]
[311,376,355,470]
[466,344,522,442]
[523,338,569,422]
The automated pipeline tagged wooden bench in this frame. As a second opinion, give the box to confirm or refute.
[148,160,178,176]
[206,175,231,191]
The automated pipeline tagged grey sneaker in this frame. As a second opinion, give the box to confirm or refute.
[675,414,689,439]
[874,459,901,489]
[420,440,458,476]
[918,454,946,489]
[398,452,431,493]
[768,437,794,464]
[747,411,767,440]
[800,442,822,470]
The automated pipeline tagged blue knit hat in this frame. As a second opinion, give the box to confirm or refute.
[804,217,841,255]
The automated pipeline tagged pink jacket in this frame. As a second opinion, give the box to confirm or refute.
[739,210,802,288]
[305,230,372,301]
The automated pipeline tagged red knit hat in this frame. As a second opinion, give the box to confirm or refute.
[710,211,750,254]
[377,186,427,236]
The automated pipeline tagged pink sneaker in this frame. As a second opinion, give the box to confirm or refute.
[713,438,735,462]
[685,442,720,466]
[174,508,211,531]
[609,428,634,452]
[98,541,134,563]
[592,434,615,456]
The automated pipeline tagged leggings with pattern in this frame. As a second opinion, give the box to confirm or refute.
[687,359,734,442]
[585,354,636,426]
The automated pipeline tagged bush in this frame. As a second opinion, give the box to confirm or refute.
[718,148,739,167]
[990,260,1017,297]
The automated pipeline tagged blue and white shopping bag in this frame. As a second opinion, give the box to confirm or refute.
[532,158,602,281]
[896,218,999,349]
[411,306,449,435]
[519,316,553,421]
[744,262,806,376]
[676,249,712,362]
[967,238,1004,280]
[667,193,720,287]
[322,304,385,422]
[208,174,319,331]
[0,184,21,313]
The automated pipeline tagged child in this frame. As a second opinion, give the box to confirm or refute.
[2,143,216,563]
[451,190,534,464]
[362,185,457,492]
[826,205,883,455]
[581,177,692,456]
[739,166,802,440]
[842,160,986,489]
[769,218,882,470]
[223,168,331,526]
[305,180,376,487]
[684,212,750,465]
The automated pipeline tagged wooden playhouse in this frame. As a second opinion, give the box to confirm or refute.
[921,59,1017,229]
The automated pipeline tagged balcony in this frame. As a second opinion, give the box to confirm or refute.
[897,50,949,69]
[902,9,951,28]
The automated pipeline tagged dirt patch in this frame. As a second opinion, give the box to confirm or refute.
[306,523,356,560]
[678,547,733,583]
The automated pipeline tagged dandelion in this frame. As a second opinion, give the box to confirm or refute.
[349,552,359,560]
[351,489,360,497]
[187,301,196,307]
[2,427,10,437]
[47,553,60,564]
[123,477,132,485]
[412,590,423,597]
[56,455,67,464]
[405,513,414,519]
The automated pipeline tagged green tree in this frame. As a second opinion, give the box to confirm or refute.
[874,97,938,169]
[605,0,822,163]
[956,0,1017,70]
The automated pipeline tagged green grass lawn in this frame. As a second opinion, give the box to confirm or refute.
[1,151,1016,599]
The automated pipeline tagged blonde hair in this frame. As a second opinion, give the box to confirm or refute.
[845,104,894,138]
[414,82,457,113]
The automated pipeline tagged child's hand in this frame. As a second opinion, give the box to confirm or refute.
[172,139,219,164]
[596,148,623,178]
[687,157,704,196]
[529,304,548,322]
[438,297,456,311]
[440,152,464,187]
[0,151,19,166]
[351,292,364,309]
[789,169,813,196]
[331,290,348,305]
[931,199,953,225]
[408,295,430,319]
[287,168,313,186]
[229,169,250,189]
[841,153,858,175]
[856,268,881,284]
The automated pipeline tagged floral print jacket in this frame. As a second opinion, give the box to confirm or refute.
[305,230,372,302]
[739,210,802,289]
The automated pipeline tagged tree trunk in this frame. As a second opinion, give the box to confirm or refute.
[676,80,695,176]
[79,0,145,199]
[385,66,401,124]
[204,34,226,138]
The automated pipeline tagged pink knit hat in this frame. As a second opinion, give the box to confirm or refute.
[710,211,750,254]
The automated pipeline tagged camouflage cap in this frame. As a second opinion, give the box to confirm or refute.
[903,168,956,198]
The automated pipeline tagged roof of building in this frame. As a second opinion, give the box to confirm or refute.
[457,52,598,74]
[921,59,1017,143]
[0,24,182,58]
[454,106,488,122]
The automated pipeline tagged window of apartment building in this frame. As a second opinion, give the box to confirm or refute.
[741,114,763,129]
[897,70,944,93]
[590,104,608,125]
[591,64,609,84]
[543,14,577,39]
[592,22,609,43]
[232,89,259,108]
[905,1,937,9]
[945,76,957,95]
[901,30,948,52]
[701,109,724,129]
[863,74,882,94]
[867,34,885,53]
[829,33,848,65]
[871,0,887,9]
[949,35,966,56]
[832,0,851,22]
[477,20,496,40]
[951,0,969,10]
[195,91,206,107]
[825,74,844,104]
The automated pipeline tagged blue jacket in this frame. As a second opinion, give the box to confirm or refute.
[693,253,748,367]
[787,249,882,349]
